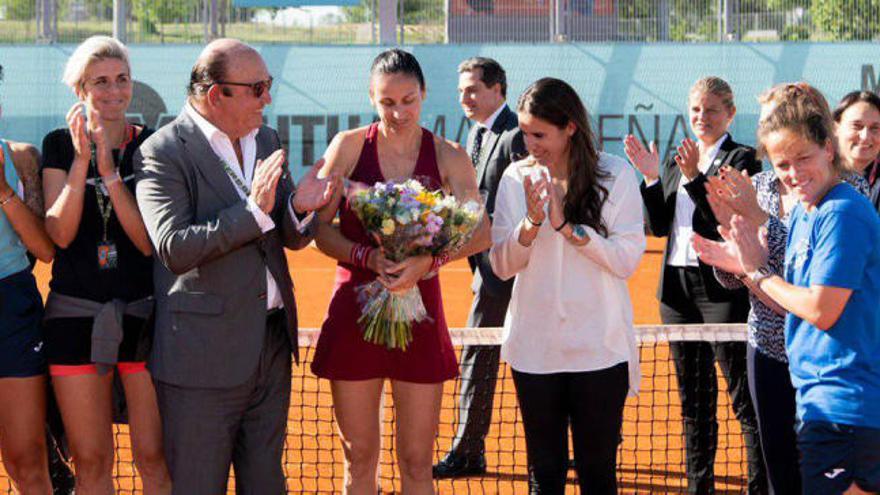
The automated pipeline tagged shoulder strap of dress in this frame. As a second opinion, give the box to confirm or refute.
[419,128,436,164]
[365,122,379,142]
[414,128,441,188]
[349,122,382,183]
[0,140,19,188]
[359,122,380,160]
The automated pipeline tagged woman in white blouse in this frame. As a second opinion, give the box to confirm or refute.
[489,77,645,494]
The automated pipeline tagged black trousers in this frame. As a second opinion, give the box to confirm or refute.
[747,344,800,495]
[448,287,508,460]
[512,362,629,495]
[660,266,766,495]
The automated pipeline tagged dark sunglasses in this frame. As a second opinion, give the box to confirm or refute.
[215,76,273,98]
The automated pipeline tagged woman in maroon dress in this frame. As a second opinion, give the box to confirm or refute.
[312,49,490,494]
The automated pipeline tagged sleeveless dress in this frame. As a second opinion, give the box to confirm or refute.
[311,123,459,383]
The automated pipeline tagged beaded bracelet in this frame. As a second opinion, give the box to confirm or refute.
[0,188,15,207]
[430,253,450,273]
[349,243,374,269]
[102,170,123,187]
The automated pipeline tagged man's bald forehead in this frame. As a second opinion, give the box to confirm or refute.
[197,38,258,67]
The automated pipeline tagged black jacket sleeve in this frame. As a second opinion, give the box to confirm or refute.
[685,145,761,240]
[639,156,675,238]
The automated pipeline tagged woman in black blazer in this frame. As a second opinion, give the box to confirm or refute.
[624,76,766,495]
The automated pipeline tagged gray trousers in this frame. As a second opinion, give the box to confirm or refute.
[448,288,509,459]
[156,312,291,495]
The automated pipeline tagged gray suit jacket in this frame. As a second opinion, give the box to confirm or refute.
[467,105,525,302]
[134,111,314,388]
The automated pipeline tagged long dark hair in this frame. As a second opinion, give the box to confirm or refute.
[833,90,880,123]
[517,78,610,236]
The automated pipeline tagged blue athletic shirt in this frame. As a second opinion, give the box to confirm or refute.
[784,182,880,428]
[0,139,30,279]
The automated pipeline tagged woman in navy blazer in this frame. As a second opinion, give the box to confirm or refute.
[624,76,766,494]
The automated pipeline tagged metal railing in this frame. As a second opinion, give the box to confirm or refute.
[0,0,876,44]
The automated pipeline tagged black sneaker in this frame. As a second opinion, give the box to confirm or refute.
[432,453,487,479]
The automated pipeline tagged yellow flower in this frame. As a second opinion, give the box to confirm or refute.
[416,191,437,207]
[381,219,395,236]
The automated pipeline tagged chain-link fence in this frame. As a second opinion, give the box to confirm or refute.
[0,0,382,43]
[447,0,877,42]
[0,0,878,45]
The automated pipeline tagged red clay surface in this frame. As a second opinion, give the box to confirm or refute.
[1,237,750,494]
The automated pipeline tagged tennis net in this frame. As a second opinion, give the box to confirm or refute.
[0,324,752,494]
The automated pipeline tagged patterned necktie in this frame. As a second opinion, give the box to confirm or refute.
[470,126,487,167]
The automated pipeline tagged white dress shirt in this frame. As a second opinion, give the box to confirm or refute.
[489,153,646,395]
[185,103,294,310]
[667,134,728,267]
[478,102,506,130]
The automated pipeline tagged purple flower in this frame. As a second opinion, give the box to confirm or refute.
[425,213,444,235]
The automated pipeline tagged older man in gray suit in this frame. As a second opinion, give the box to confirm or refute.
[135,39,337,494]
[434,57,525,478]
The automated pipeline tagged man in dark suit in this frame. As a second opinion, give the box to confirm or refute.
[434,57,525,479]
[135,39,337,494]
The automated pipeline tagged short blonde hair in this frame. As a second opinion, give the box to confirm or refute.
[62,35,129,90]
[689,76,735,111]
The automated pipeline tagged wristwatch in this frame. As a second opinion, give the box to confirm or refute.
[749,264,774,286]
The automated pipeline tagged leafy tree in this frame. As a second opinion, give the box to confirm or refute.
[342,0,442,24]
[0,0,35,20]
[132,0,201,34]
[812,0,880,40]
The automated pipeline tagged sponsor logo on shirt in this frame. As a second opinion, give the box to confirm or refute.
[824,468,846,479]
[791,236,811,271]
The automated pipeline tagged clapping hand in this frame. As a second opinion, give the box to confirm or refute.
[705,167,766,229]
[293,158,340,214]
[705,175,736,229]
[547,177,566,230]
[66,103,93,165]
[728,215,769,274]
[623,135,659,182]
[692,231,745,275]
[523,170,549,226]
[719,166,765,225]
[674,138,700,180]
[250,149,285,214]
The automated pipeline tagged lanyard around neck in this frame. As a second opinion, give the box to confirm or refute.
[219,158,251,197]
[91,125,136,242]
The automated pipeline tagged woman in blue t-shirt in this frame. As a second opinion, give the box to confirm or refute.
[727,83,880,495]
[692,83,871,495]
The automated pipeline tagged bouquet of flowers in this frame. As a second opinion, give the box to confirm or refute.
[348,178,484,350]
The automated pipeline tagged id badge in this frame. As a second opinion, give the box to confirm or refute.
[97,242,118,270]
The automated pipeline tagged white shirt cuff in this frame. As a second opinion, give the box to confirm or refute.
[246,198,276,233]
[287,195,315,233]
[644,176,660,188]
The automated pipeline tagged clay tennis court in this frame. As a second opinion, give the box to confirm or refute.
[1,236,749,494]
